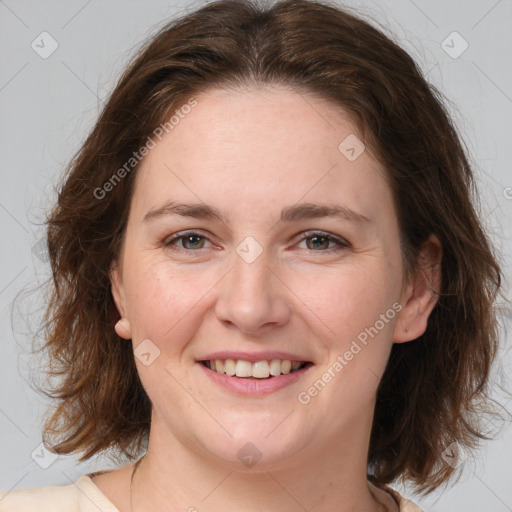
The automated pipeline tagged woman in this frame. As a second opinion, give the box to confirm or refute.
[0,0,503,511]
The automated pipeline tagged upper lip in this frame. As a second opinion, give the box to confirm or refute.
[197,351,312,363]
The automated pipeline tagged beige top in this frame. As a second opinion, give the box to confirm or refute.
[0,471,423,511]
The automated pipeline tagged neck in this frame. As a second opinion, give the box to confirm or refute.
[130,406,388,512]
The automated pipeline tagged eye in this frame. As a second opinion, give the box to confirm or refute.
[163,231,212,250]
[162,230,350,253]
[296,231,350,252]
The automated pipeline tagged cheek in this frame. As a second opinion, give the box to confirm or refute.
[290,263,400,437]
[123,259,206,348]
[122,263,212,408]
[303,263,399,348]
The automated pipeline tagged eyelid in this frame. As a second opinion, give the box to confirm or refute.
[163,229,215,249]
[295,230,350,251]
[163,229,350,253]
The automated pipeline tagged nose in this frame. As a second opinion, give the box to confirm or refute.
[214,247,291,335]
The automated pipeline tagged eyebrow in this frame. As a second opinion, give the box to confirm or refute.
[143,201,370,224]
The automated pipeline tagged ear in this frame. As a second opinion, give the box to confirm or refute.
[109,260,132,339]
[393,234,442,343]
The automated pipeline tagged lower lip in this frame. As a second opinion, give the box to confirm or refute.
[197,362,312,395]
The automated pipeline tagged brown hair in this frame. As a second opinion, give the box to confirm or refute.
[36,0,504,495]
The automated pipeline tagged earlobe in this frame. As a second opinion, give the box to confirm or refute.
[115,317,132,339]
[393,234,442,343]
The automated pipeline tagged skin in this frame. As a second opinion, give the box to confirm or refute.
[94,84,442,512]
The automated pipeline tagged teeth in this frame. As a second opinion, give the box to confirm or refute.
[281,360,292,375]
[215,359,224,374]
[235,360,252,377]
[205,358,306,378]
[269,359,281,376]
[224,359,236,376]
[252,361,270,378]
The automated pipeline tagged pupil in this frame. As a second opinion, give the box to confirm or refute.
[185,235,203,249]
[309,236,327,250]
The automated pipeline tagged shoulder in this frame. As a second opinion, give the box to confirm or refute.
[368,480,424,512]
[0,479,80,512]
[0,474,119,512]
[383,484,424,512]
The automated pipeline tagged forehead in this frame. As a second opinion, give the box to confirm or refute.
[131,85,392,224]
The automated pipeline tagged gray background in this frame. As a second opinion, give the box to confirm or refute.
[1,0,511,510]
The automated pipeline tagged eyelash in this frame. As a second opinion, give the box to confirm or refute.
[162,230,350,254]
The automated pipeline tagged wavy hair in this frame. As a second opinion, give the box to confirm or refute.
[35,0,504,495]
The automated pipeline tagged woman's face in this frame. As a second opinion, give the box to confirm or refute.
[111,85,430,469]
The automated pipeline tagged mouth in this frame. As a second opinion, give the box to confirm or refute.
[199,359,312,379]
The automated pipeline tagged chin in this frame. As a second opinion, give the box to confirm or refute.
[193,425,308,472]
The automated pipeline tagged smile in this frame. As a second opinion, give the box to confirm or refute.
[201,359,309,378]
[197,357,314,396]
